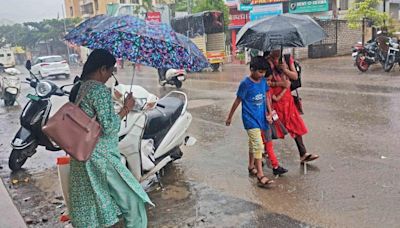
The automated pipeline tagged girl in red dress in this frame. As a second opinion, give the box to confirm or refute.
[266,50,319,163]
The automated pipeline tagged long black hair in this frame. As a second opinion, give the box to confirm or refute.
[69,49,116,102]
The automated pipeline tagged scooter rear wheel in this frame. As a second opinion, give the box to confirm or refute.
[174,78,182,88]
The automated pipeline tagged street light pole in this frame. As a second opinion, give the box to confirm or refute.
[61,3,71,63]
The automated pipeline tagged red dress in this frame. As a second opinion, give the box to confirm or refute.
[269,60,308,138]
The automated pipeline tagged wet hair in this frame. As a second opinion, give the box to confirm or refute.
[250,56,268,71]
[69,49,116,102]
[264,63,273,78]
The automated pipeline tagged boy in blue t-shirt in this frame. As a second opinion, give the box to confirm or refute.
[225,56,275,188]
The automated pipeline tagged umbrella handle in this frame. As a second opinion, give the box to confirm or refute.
[279,46,283,64]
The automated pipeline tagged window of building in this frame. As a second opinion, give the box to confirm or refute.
[70,6,73,17]
[339,0,349,10]
[94,0,99,11]
[130,0,139,3]
[81,3,94,15]
[120,0,126,3]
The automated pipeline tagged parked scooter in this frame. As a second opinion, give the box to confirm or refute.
[0,66,21,106]
[157,68,187,88]
[112,83,196,185]
[10,68,196,187]
[9,70,71,171]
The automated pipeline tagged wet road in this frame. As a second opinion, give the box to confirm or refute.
[1,56,400,227]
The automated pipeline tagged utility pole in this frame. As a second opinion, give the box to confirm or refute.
[187,0,192,14]
[61,3,71,63]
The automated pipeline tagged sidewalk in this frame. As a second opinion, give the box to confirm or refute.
[0,179,27,228]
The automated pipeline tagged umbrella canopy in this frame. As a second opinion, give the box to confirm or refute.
[236,14,327,51]
[65,15,208,72]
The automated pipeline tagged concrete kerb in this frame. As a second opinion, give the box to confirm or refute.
[0,178,27,228]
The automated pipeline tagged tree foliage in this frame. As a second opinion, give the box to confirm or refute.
[192,0,229,27]
[0,18,81,49]
[346,0,388,29]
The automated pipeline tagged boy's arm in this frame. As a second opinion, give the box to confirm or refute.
[272,88,287,102]
[226,97,241,126]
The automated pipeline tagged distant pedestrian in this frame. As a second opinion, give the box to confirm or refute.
[266,49,319,163]
[225,56,275,188]
[25,60,31,71]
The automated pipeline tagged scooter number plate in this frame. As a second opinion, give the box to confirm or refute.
[177,76,185,81]
[27,94,40,101]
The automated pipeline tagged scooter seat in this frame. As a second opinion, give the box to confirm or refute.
[143,96,184,148]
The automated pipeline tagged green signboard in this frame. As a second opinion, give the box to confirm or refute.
[289,0,329,13]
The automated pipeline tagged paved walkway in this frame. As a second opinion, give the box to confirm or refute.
[0,179,26,228]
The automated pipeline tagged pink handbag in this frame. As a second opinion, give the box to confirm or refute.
[42,87,101,161]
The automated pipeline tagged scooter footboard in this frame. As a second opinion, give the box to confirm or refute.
[153,111,192,158]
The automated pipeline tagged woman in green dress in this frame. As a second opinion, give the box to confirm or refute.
[68,49,153,228]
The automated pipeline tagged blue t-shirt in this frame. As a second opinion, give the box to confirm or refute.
[236,77,269,130]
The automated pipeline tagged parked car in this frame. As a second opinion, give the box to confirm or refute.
[31,55,70,79]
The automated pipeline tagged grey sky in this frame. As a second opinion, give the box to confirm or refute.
[0,0,64,23]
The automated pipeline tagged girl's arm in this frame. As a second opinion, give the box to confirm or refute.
[272,88,287,102]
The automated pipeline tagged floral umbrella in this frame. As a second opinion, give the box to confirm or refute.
[65,15,208,72]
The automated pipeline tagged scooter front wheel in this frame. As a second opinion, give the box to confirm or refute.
[9,149,28,171]
[9,143,37,171]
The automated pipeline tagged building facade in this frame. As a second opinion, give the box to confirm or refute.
[64,0,144,18]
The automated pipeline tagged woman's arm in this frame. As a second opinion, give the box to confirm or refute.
[270,79,291,89]
[281,57,298,80]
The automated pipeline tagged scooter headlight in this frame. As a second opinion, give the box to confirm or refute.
[36,81,52,97]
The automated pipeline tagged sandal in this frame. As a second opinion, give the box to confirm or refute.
[248,167,258,176]
[257,176,274,188]
[301,153,319,163]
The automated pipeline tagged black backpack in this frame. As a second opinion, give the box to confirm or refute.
[283,54,302,91]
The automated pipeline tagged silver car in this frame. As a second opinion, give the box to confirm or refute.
[31,55,71,79]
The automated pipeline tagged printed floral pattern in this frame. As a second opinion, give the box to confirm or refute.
[65,15,209,72]
[69,80,152,228]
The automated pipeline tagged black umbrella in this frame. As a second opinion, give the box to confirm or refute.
[236,14,327,51]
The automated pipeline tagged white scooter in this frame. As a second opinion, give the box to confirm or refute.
[157,68,187,88]
[112,83,196,186]
[0,66,21,106]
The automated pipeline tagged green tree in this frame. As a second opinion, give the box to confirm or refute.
[346,0,388,29]
[0,18,81,49]
[192,0,229,27]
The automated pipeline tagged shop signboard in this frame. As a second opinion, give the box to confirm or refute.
[289,0,329,13]
[229,8,250,28]
[250,3,283,21]
[146,12,161,22]
[252,0,288,4]
[237,0,253,11]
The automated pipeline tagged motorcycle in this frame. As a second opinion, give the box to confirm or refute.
[112,83,196,185]
[381,37,400,72]
[157,68,187,88]
[353,39,386,72]
[9,71,71,171]
[0,66,21,106]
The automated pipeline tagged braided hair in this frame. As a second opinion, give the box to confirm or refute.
[69,49,116,102]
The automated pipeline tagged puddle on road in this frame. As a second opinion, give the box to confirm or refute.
[188,99,216,109]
